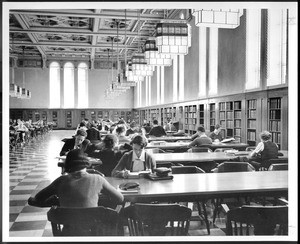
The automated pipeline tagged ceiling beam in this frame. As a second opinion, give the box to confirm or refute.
[90,9,102,66]
[9,9,173,21]
[10,27,152,38]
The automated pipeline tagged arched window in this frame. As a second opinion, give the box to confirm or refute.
[78,62,88,108]
[63,62,74,108]
[49,62,60,108]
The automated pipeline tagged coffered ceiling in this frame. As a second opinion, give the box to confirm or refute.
[9,9,188,66]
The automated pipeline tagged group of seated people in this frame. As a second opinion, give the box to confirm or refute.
[9,118,52,146]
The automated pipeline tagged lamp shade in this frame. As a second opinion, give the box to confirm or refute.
[155,22,191,55]
[144,40,173,66]
[131,53,154,77]
[192,9,243,29]
[9,84,21,98]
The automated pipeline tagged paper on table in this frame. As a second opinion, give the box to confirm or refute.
[221,137,235,143]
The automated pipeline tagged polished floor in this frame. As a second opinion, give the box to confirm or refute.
[8,130,227,237]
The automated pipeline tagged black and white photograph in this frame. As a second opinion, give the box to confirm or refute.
[1,1,298,242]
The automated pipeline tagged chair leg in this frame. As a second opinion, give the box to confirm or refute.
[196,201,210,235]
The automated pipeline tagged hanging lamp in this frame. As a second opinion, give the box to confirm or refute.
[144,39,173,66]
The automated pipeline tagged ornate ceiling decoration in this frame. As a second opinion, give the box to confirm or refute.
[9,9,186,67]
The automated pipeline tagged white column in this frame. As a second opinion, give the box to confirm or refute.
[148,76,152,106]
[178,55,184,101]
[198,26,207,97]
[160,66,165,104]
[208,28,218,95]
[145,76,149,106]
[156,66,161,104]
[172,55,178,102]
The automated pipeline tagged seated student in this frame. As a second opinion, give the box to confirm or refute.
[60,129,92,156]
[125,121,136,137]
[142,122,152,134]
[148,119,167,137]
[209,124,224,142]
[86,122,101,144]
[15,119,28,142]
[111,135,156,178]
[93,134,123,177]
[28,149,124,208]
[188,126,212,147]
[115,126,131,145]
[247,131,279,170]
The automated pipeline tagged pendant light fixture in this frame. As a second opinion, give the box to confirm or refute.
[192,9,243,29]
[144,39,173,66]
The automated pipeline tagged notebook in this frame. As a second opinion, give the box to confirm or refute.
[146,173,174,181]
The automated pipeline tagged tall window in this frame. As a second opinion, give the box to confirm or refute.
[78,62,88,108]
[266,9,287,86]
[63,62,74,108]
[156,66,161,104]
[245,9,261,90]
[160,66,165,104]
[49,62,60,108]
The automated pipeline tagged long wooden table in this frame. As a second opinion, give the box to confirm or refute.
[151,150,288,164]
[146,141,249,151]
[106,171,288,203]
[147,136,192,142]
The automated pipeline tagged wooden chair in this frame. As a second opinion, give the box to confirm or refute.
[261,158,288,170]
[173,146,190,153]
[187,147,213,153]
[268,163,288,171]
[223,205,288,235]
[211,162,255,224]
[214,148,234,152]
[123,203,191,236]
[171,165,210,235]
[47,206,120,236]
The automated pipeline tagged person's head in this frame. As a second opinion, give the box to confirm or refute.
[116,126,125,135]
[103,134,118,149]
[153,119,158,125]
[197,126,205,134]
[260,131,272,142]
[214,124,221,134]
[130,121,136,129]
[64,149,89,173]
[79,122,86,127]
[130,134,147,157]
[75,129,87,145]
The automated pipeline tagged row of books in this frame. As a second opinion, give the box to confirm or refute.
[271,132,281,143]
[234,128,241,136]
[247,131,256,141]
[247,120,257,128]
[269,121,281,131]
[185,106,197,112]
[234,119,242,127]
[247,99,257,109]
[269,110,281,120]
[269,98,281,109]
[247,110,256,118]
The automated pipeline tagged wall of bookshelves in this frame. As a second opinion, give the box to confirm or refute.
[233,101,242,142]
[184,105,197,135]
[246,99,257,146]
[199,104,204,126]
[209,103,216,132]
[268,97,282,150]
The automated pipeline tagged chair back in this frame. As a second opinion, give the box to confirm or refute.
[171,165,205,174]
[173,146,190,153]
[123,203,192,236]
[268,163,288,171]
[47,206,119,236]
[187,147,212,153]
[151,148,166,154]
[214,148,234,152]
[226,205,288,235]
[261,158,288,170]
[212,162,255,173]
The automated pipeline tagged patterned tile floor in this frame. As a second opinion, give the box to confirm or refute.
[6,130,227,238]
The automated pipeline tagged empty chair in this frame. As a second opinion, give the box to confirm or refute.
[47,206,120,236]
[211,162,255,173]
[214,148,234,152]
[123,203,192,236]
[187,147,213,153]
[245,146,256,151]
[268,163,288,171]
[171,165,205,174]
[260,158,288,171]
[171,165,210,235]
[224,205,288,235]
[173,146,190,153]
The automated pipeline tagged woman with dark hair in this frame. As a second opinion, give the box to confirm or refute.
[111,134,156,178]
[93,134,123,176]
[28,149,124,208]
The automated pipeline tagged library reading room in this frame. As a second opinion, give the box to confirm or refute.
[1,2,298,242]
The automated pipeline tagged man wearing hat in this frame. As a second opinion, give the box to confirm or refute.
[60,129,92,156]
[28,149,124,208]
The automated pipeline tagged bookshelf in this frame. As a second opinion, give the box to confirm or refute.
[80,111,86,121]
[233,101,242,142]
[52,111,58,128]
[91,111,96,121]
[41,111,47,124]
[97,111,102,120]
[209,103,216,132]
[66,111,72,128]
[268,97,281,150]
[34,111,40,122]
[246,99,257,146]
[160,108,164,125]
[219,102,226,138]
[150,108,159,122]
[199,104,204,126]
[184,105,197,135]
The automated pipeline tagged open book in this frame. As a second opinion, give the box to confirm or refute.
[126,171,151,179]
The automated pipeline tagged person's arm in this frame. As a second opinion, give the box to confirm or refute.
[111,153,130,178]
[188,138,197,147]
[101,178,124,204]
[249,142,264,158]
[60,140,72,156]
[161,127,167,136]
[28,177,61,206]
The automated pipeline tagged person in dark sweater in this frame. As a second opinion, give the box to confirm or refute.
[209,124,224,142]
[188,126,212,147]
[148,120,166,137]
